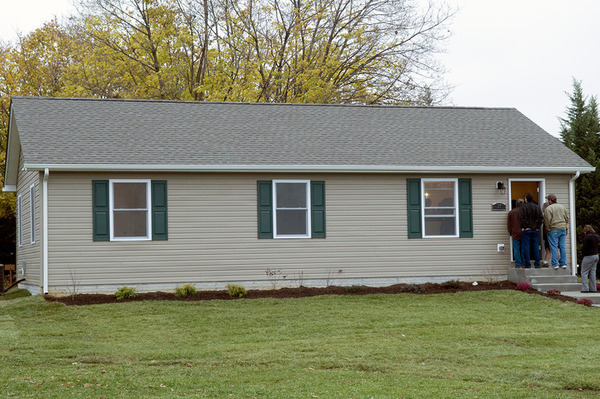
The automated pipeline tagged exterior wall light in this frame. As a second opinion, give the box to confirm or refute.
[496,181,506,194]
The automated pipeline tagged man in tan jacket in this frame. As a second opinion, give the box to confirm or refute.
[544,193,569,269]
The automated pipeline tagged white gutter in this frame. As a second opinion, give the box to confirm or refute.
[22,163,596,174]
[569,171,580,276]
[43,168,49,294]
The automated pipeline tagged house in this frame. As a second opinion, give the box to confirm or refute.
[3,96,594,295]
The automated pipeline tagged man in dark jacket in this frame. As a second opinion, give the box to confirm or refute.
[507,198,524,267]
[519,193,544,268]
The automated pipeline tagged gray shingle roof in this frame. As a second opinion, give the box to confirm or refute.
[8,96,593,172]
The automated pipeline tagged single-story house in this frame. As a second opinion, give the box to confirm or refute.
[3,96,594,295]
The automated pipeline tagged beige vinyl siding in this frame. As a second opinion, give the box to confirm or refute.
[46,171,573,292]
[15,149,42,287]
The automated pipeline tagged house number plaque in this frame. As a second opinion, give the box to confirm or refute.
[491,202,507,211]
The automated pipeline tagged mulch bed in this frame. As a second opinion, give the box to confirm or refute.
[44,280,579,306]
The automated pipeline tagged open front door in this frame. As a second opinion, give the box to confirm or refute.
[510,180,544,208]
[508,179,546,264]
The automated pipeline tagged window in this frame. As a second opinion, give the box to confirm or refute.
[257,180,326,239]
[110,180,151,240]
[407,178,472,239]
[30,184,36,243]
[92,180,168,241]
[17,194,22,247]
[274,180,310,238]
[422,179,458,237]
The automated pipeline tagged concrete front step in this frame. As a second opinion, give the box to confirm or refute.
[507,267,580,293]
[529,276,579,292]
[507,267,572,283]
[529,275,578,284]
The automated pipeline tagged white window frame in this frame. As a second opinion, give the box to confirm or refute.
[109,179,152,241]
[30,184,36,244]
[17,194,23,247]
[273,180,311,239]
[421,178,459,238]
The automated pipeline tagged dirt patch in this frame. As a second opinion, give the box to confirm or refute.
[44,280,579,306]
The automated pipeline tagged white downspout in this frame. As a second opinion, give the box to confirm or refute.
[43,168,49,294]
[569,171,580,277]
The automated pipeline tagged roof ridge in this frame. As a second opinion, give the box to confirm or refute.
[9,95,517,111]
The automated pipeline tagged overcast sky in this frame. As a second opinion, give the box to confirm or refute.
[1,0,599,138]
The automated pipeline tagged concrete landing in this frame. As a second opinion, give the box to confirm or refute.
[561,291,600,306]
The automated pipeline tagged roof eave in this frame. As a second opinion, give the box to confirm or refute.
[23,163,596,174]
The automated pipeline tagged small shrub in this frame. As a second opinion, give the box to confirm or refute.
[515,282,531,292]
[576,298,594,307]
[547,289,561,295]
[441,279,462,289]
[115,286,137,300]
[400,284,425,294]
[175,284,197,298]
[226,284,247,298]
[346,285,363,293]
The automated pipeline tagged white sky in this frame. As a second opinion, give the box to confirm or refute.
[1,0,599,138]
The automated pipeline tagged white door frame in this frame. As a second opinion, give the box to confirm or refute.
[508,178,546,263]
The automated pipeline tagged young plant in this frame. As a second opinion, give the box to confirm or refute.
[399,284,425,294]
[346,285,363,293]
[441,279,462,289]
[115,286,137,300]
[175,284,197,298]
[226,284,247,298]
[66,268,80,300]
[265,268,286,289]
[546,289,561,295]
[515,282,531,292]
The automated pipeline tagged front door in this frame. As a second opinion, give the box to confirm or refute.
[508,179,546,264]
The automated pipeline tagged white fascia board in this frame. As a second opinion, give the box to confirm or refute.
[2,185,17,192]
[23,163,596,174]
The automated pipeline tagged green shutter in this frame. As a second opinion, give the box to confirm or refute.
[407,178,422,239]
[92,180,109,241]
[257,180,273,239]
[151,180,168,240]
[458,178,473,238]
[311,181,326,238]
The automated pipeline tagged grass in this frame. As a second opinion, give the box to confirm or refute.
[0,288,31,300]
[1,290,599,398]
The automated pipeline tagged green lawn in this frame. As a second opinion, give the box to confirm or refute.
[1,290,599,398]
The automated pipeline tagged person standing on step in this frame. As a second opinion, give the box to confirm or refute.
[543,193,569,270]
[508,198,525,268]
[519,193,544,268]
[541,201,552,266]
[580,225,599,293]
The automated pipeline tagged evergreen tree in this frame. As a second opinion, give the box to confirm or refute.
[560,79,600,247]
